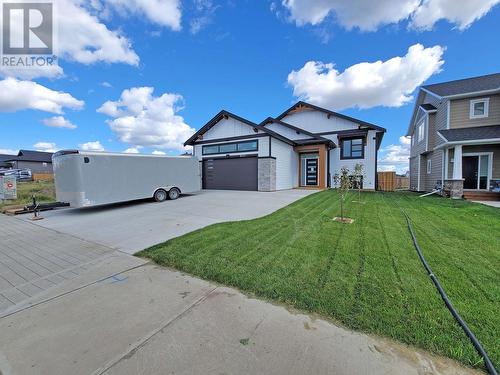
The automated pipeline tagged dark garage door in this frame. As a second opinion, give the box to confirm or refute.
[203,157,258,191]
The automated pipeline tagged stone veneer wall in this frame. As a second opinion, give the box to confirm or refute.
[443,179,464,199]
[258,157,276,191]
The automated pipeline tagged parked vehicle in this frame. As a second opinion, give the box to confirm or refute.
[0,168,32,181]
[52,150,201,208]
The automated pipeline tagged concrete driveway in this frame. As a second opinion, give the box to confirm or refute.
[20,189,315,254]
[0,209,480,375]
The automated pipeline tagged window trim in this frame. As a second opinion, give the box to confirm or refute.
[202,139,259,155]
[340,137,364,160]
[427,159,432,174]
[469,98,489,119]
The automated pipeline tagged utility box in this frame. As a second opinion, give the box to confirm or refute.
[0,176,17,200]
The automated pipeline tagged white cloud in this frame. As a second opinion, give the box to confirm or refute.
[98,87,196,151]
[411,0,500,30]
[280,0,499,31]
[103,0,182,30]
[287,43,444,110]
[80,141,105,151]
[123,146,141,153]
[0,148,18,155]
[0,65,64,80]
[378,136,410,174]
[42,116,77,129]
[282,0,419,31]
[34,142,58,153]
[152,150,166,155]
[101,81,113,88]
[0,78,84,114]
[57,0,139,66]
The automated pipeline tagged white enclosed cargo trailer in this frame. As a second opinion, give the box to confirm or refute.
[53,150,201,208]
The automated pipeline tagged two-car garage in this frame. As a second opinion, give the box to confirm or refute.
[202,156,258,191]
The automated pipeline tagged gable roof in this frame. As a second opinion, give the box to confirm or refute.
[261,117,336,147]
[275,101,386,132]
[16,150,53,163]
[261,117,328,139]
[438,125,500,143]
[422,72,500,98]
[184,110,296,146]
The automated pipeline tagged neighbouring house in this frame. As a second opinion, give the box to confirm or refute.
[407,73,500,200]
[184,101,386,191]
[0,153,16,169]
[3,150,54,174]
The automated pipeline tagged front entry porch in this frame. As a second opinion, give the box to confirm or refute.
[295,144,329,189]
[444,143,500,200]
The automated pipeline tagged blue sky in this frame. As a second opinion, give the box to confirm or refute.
[1,0,499,172]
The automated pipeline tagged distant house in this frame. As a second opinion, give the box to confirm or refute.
[0,154,16,169]
[407,72,500,199]
[2,150,54,174]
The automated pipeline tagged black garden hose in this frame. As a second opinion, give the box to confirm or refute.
[401,209,498,375]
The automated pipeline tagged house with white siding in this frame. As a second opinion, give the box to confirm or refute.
[407,73,500,200]
[184,101,386,191]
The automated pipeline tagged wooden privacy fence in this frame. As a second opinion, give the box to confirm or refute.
[395,176,409,190]
[377,171,395,192]
[32,173,54,181]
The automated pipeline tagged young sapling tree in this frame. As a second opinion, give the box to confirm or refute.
[333,166,353,223]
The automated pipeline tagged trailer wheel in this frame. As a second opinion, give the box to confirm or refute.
[154,189,168,202]
[168,187,180,200]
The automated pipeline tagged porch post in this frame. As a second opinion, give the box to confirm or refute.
[452,145,462,179]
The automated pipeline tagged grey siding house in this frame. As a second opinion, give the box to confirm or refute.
[4,150,54,174]
[407,73,500,199]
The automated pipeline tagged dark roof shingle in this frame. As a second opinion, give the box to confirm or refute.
[16,150,53,162]
[423,73,500,97]
[438,125,500,142]
[0,154,16,162]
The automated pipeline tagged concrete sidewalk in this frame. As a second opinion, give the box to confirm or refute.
[471,200,500,208]
[0,214,144,313]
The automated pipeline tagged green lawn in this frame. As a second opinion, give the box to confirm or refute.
[139,191,500,370]
[0,180,55,211]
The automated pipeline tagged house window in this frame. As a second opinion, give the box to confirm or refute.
[417,120,424,142]
[219,143,237,153]
[237,141,259,152]
[202,145,219,155]
[341,138,364,159]
[427,159,432,174]
[470,98,489,119]
[202,140,258,155]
